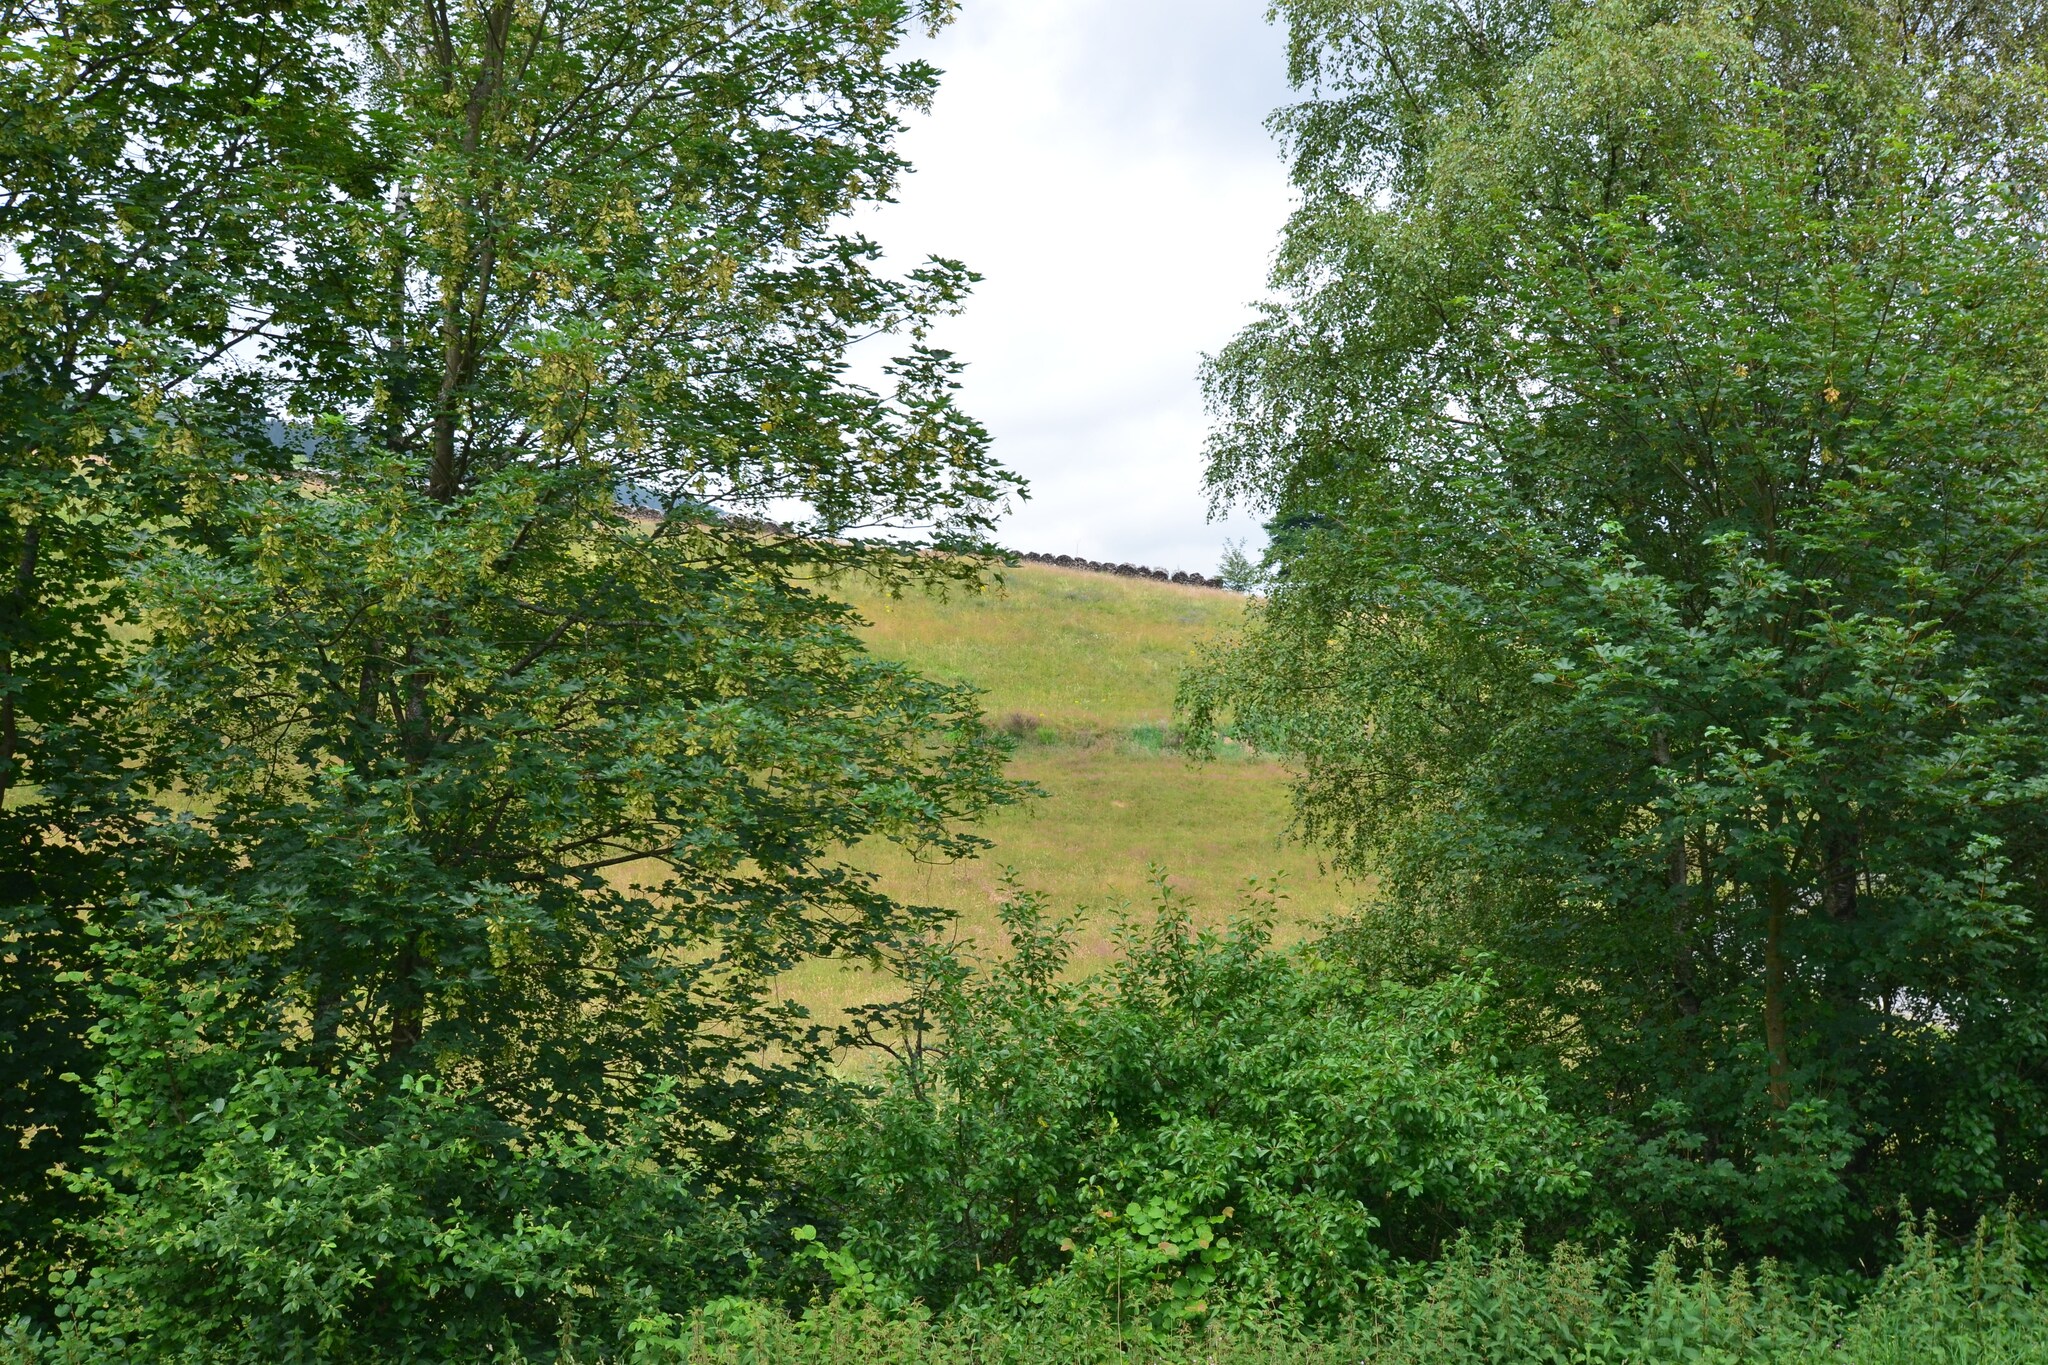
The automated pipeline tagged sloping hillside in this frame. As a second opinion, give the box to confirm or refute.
[786,560,1358,1010]
[843,558,1242,733]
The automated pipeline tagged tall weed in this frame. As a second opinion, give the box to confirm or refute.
[22,1213,2018,1364]
[649,1217,2045,1364]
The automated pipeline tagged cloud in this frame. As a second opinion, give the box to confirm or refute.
[857,0,1295,574]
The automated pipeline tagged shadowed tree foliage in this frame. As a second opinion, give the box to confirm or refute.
[0,0,366,1314]
[6,0,1026,1354]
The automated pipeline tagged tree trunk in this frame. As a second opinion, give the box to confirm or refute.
[1654,733,1701,1018]
[0,522,41,810]
[311,982,345,1070]
[0,643,14,812]
[388,936,424,1061]
[1764,874,1792,1109]
[427,0,513,504]
[1822,822,1859,924]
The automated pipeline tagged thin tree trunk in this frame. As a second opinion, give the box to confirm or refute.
[384,194,411,457]
[403,643,429,746]
[427,0,512,503]
[1822,822,1859,924]
[312,982,345,1070]
[0,522,41,809]
[1673,832,1701,1018]
[1654,733,1701,1018]
[0,643,15,812]
[388,936,424,1061]
[1764,874,1792,1109]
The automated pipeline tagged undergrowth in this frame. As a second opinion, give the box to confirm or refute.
[620,1218,2048,1364]
[8,1214,2036,1363]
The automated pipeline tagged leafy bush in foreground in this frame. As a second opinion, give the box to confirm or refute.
[425,1213,2048,1363]
[803,881,1588,1322]
[731,1217,2048,1363]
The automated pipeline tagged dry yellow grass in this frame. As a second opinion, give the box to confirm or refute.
[828,560,1247,731]
[776,559,1363,1022]
[785,740,1361,1022]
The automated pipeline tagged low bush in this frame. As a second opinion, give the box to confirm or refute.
[20,911,781,1363]
[805,881,1589,1323]
[36,1057,761,1362]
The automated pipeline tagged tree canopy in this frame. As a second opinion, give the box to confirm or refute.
[1189,0,2048,1262]
[4,0,1024,1348]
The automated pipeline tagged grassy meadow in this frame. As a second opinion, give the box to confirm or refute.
[835,561,1240,731]
[777,561,1361,1021]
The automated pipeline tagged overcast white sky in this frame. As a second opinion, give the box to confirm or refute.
[858,0,1296,576]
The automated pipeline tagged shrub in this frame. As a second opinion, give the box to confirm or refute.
[805,880,1589,1322]
[33,925,774,1362]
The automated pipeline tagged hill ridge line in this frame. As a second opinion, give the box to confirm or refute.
[618,498,1235,590]
[1011,551,1231,591]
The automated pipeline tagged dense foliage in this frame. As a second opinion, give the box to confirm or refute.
[597,1216,2048,1364]
[12,1206,2046,1362]
[1188,0,2048,1267]
[811,882,1586,1323]
[5,0,2048,1355]
[3,0,1025,1350]
[0,0,367,1308]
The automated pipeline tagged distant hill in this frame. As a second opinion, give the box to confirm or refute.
[842,556,1244,734]
[782,559,1361,1014]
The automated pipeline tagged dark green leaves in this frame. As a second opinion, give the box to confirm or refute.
[8,0,1024,1348]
